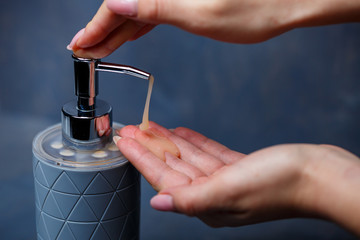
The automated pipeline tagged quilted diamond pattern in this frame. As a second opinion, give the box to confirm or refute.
[42,213,64,240]
[68,221,98,239]
[33,157,140,240]
[84,193,113,220]
[66,171,97,194]
[52,172,80,194]
[34,179,49,209]
[43,191,64,219]
[68,197,98,222]
[57,223,76,240]
[102,193,127,220]
[84,173,114,195]
[91,224,110,240]
[101,216,127,240]
[52,191,80,219]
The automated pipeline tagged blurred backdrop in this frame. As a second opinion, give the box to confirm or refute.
[0,0,359,239]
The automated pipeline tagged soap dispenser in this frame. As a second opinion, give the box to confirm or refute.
[32,55,151,240]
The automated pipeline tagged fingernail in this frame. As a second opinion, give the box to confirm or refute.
[107,0,138,16]
[150,194,175,211]
[67,28,85,50]
[113,136,122,145]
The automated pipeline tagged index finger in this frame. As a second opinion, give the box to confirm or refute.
[75,1,126,49]
[173,127,246,165]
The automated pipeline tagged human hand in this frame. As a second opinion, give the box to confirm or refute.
[67,1,155,59]
[68,0,360,59]
[115,122,307,227]
[114,122,360,234]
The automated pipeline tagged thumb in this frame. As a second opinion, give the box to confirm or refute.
[150,181,215,216]
[107,0,201,26]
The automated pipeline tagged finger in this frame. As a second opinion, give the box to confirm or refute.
[116,137,191,191]
[116,125,138,138]
[149,122,225,175]
[129,24,156,41]
[174,127,246,165]
[164,152,206,180]
[176,139,225,176]
[107,0,209,29]
[137,0,205,26]
[117,122,174,141]
[67,28,85,51]
[118,125,205,180]
[152,178,217,216]
[106,0,138,17]
[73,20,143,59]
[118,124,180,161]
[75,2,127,49]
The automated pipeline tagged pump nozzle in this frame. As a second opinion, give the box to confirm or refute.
[62,55,151,151]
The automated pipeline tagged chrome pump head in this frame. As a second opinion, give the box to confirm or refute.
[61,55,151,151]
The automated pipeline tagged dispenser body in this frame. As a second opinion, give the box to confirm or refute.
[31,55,151,239]
[32,123,140,240]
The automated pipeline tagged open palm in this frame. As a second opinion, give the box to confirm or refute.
[113,122,345,227]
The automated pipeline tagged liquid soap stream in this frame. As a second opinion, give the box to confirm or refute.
[139,75,154,131]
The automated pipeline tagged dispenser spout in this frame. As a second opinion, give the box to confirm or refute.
[73,55,151,110]
[97,62,151,80]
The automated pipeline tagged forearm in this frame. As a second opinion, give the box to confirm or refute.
[292,0,360,28]
[300,147,360,235]
[321,161,360,235]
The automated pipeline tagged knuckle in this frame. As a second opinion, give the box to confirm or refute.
[200,1,226,17]
[173,127,188,134]
[205,0,228,15]
[138,0,161,22]
[177,198,198,216]
[174,191,209,217]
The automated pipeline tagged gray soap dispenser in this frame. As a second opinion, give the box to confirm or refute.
[32,55,151,240]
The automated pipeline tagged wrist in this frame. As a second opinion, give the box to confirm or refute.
[296,145,360,234]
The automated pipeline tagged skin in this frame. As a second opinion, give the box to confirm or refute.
[68,0,360,58]
[68,0,360,235]
[119,126,180,161]
[115,122,360,235]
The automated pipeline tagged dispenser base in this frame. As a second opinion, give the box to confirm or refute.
[33,152,140,240]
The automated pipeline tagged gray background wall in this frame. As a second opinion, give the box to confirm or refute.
[0,0,359,239]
